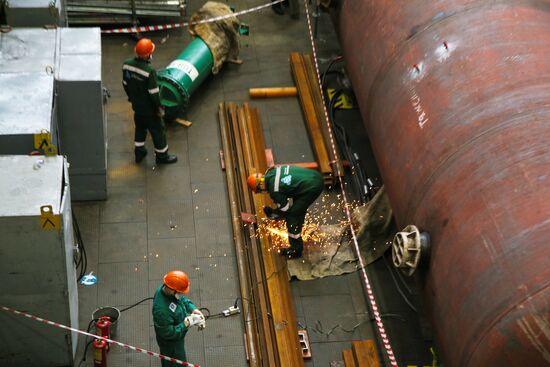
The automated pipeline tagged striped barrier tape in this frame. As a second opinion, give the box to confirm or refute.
[101,0,284,34]
[0,306,199,367]
[301,0,399,366]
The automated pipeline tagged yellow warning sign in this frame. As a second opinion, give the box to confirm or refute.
[34,130,58,156]
[327,88,354,109]
[44,145,58,156]
[34,130,51,149]
[40,205,60,231]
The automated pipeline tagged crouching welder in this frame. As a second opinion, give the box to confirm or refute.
[123,38,177,164]
[152,270,205,366]
[247,165,324,259]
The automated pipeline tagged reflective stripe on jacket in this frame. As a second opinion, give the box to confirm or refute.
[152,285,196,344]
[264,165,324,214]
[122,57,161,115]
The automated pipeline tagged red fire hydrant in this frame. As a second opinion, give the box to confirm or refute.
[93,339,108,367]
[95,316,112,352]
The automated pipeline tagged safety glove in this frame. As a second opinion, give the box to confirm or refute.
[192,309,206,330]
[263,206,283,219]
[184,313,205,328]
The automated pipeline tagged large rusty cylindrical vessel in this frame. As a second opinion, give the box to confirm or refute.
[333,1,550,366]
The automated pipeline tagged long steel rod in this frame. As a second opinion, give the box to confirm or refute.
[218,103,260,366]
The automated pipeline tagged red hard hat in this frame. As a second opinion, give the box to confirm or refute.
[163,270,189,293]
[135,38,155,58]
[247,173,263,193]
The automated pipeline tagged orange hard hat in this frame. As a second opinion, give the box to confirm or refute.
[247,173,263,193]
[135,38,155,58]
[163,270,189,293]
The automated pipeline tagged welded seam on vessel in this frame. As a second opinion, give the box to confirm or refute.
[463,281,550,366]
[404,105,550,222]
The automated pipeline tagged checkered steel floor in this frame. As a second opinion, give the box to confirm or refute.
[73,1,375,366]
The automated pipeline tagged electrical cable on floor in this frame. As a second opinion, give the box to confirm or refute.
[75,296,240,365]
[313,313,407,337]
[382,255,418,313]
[72,211,87,282]
[119,297,153,312]
[304,1,399,362]
[321,55,344,87]
[329,88,373,201]
[327,88,373,203]
[199,307,227,320]
[394,261,414,295]
[76,319,98,367]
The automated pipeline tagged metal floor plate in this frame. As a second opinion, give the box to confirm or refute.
[72,2,376,366]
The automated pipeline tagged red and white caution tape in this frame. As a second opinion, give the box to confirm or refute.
[302,0,400,366]
[0,306,199,367]
[101,0,284,34]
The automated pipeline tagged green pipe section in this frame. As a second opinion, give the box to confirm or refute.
[158,37,214,119]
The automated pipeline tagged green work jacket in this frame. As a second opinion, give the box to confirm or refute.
[122,57,161,116]
[152,285,196,345]
[264,165,324,216]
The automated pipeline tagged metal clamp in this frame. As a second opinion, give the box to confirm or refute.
[392,224,430,276]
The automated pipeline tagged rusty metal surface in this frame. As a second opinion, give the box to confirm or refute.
[334,1,550,366]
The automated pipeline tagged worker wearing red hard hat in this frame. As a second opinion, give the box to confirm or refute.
[122,38,177,164]
[152,270,205,366]
[247,165,324,258]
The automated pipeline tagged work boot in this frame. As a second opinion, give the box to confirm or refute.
[280,247,302,259]
[272,4,285,15]
[134,147,147,163]
[155,152,178,164]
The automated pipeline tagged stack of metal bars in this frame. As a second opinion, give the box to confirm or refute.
[65,0,186,25]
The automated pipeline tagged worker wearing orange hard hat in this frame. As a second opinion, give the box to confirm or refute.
[122,38,177,164]
[152,270,205,366]
[247,165,324,259]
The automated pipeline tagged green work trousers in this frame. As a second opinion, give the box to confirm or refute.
[158,338,187,367]
[285,183,324,253]
[288,0,299,18]
[134,113,167,151]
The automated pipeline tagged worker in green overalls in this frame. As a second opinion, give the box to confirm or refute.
[123,38,177,164]
[247,166,324,258]
[152,270,205,366]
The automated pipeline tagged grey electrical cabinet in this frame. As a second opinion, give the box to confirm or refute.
[0,156,78,367]
[0,73,57,154]
[56,27,107,200]
[0,27,107,200]
[5,0,67,27]
[0,28,58,73]
[0,28,58,155]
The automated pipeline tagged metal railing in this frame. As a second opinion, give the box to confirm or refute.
[66,0,186,25]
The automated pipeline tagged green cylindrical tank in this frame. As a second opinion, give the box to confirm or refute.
[158,37,214,119]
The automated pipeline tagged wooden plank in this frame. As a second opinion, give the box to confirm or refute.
[352,340,380,367]
[218,103,261,366]
[220,101,304,367]
[231,103,279,367]
[342,349,357,367]
[290,52,332,178]
[245,104,304,367]
[249,87,297,98]
[302,53,345,181]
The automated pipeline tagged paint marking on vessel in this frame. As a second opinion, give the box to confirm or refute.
[410,88,429,129]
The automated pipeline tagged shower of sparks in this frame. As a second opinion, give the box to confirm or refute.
[255,194,362,253]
